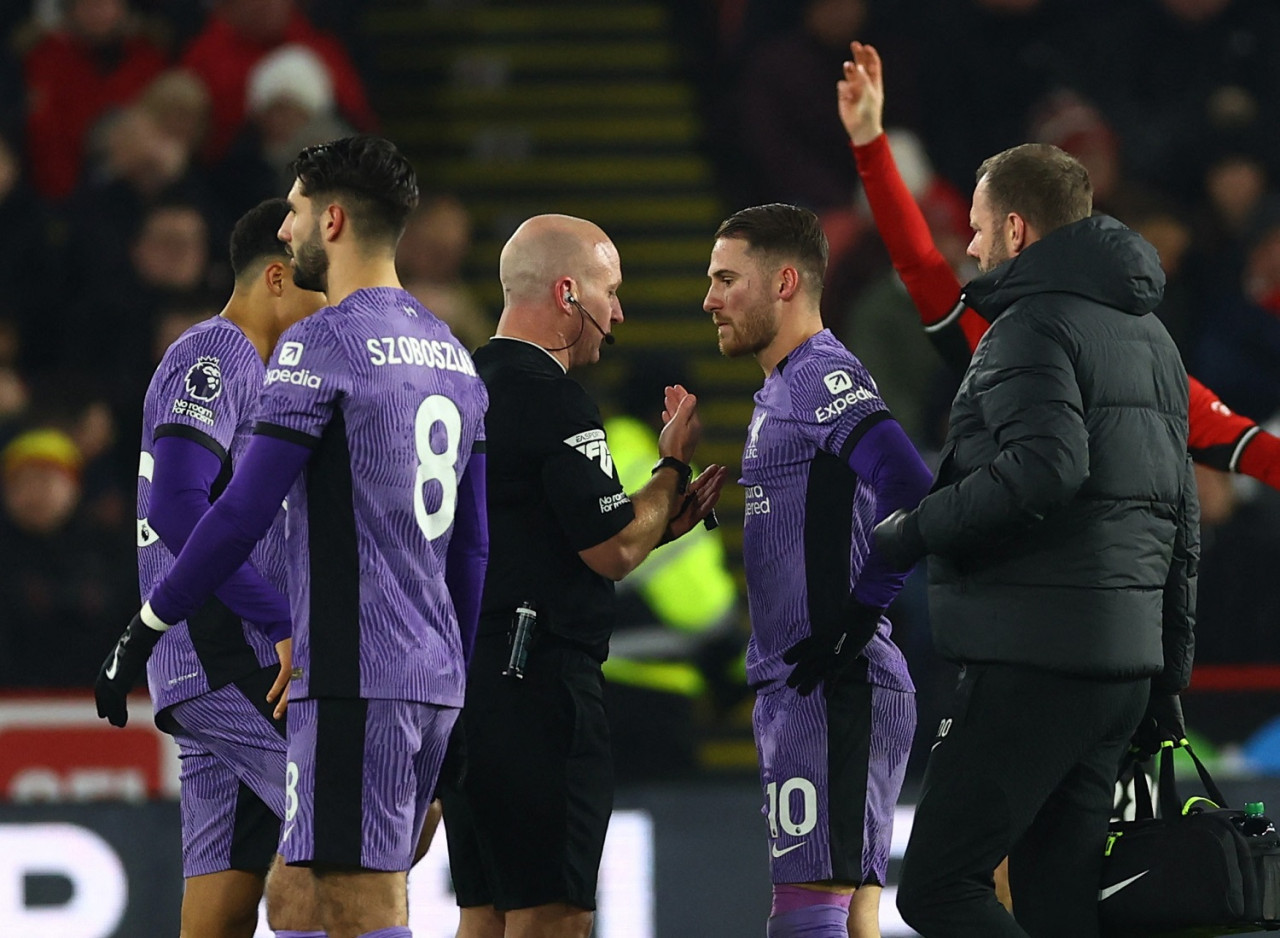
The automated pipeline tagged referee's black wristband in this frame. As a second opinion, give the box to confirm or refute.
[651,456,692,494]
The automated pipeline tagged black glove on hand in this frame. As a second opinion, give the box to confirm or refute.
[1130,693,1187,762]
[94,611,166,728]
[783,599,883,696]
[872,509,927,572]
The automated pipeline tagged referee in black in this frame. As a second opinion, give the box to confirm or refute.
[441,214,726,938]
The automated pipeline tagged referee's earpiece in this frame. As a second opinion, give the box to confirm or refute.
[564,289,575,306]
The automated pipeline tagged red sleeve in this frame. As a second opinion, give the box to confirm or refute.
[1186,376,1262,471]
[1187,376,1280,488]
[1237,426,1280,491]
[851,134,989,369]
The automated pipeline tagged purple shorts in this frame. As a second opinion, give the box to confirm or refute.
[753,678,915,886]
[281,697,456,871]
[168,675,288,878]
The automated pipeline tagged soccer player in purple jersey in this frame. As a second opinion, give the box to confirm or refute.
[703,204,933,938]
[99,137,489,938]
[93,199,326,937]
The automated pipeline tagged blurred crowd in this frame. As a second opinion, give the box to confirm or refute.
[0,0,1278,723]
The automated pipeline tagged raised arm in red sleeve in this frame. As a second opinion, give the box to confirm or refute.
[1188,377,1280,490]
[842,43,1279,491]
[851,134,988,371]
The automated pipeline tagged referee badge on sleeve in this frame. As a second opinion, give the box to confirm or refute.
[564,429,614,477]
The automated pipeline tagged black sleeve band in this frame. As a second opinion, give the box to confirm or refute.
[253,421,321,449]
[154,423,229,466]
[838,409,894,463]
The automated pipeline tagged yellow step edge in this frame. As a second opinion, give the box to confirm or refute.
[398,84,694,111]
[364,6,667,36]
[428,156,712,188]
[388,115,700,149]
[465,196,722,227]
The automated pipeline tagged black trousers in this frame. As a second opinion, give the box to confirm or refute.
[897,662,1149,938]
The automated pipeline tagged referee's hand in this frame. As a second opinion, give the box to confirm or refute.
[658,384,701,464]
[666,464,728,541]
[94,610,165,727]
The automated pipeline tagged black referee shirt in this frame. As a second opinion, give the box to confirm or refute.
[474,338,635,660]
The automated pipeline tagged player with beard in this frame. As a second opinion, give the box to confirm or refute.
[100,136,490,938]
[95,198,326,938]
[839,40,1280,491]
[873,143,1197,938]
[703,203,932,938]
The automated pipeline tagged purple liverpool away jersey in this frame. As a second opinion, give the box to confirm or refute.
[254,287,488,706]
[740,330,913,693]
[140,317,288,712]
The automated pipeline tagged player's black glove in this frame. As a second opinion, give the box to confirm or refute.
[1129,692,1187,762]
[871,508,927,572]
[783,598,883,696]
[94,610,166,728]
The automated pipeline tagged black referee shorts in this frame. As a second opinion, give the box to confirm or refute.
[442,633,613,912]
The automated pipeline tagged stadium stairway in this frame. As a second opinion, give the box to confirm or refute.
[361,0,760,769]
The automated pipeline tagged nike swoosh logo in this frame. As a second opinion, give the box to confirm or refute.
[770,841,805,858]
[281,824,294,843]
[104,646,121,680]
[1098,870,1149,900]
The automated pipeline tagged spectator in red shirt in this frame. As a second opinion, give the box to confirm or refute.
[180,0,376,162]
[22,0,168,201]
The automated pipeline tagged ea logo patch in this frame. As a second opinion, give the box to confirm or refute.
[279,341,304,366]
[184,356,223,402]
[823,370,853,395]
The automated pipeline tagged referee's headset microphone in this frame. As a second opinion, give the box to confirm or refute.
[566,290,615,345]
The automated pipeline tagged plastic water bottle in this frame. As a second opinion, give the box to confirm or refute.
[1237,802,1277,837]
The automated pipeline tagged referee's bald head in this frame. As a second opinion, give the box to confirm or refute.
[499,214,613,305]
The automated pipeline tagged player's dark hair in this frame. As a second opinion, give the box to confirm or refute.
[977,143,1092,236]
[289,135,420,246]
[714,203,829,295]
[229,198,291,279]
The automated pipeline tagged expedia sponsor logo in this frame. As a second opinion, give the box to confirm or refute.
[278,342,304,366]
[815,386,877,423]
[744,483,771,517]
[366,336,477,376]
[172,399,214,425]
[564,429,614,477]
[823,369,853,395]
[266,368,323,389]
[598,492,630,514]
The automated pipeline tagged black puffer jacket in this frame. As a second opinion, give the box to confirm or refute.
[916,215,1197,690]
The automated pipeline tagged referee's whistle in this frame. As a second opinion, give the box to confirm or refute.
[503,602,537,679]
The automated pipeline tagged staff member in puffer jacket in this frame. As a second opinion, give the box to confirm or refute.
[874,143,1198,938]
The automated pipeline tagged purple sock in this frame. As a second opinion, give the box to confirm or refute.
[767,885,852,937]
[275,932,326,938]
[356,929,411,938]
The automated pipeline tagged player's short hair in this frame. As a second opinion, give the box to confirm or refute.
[713,203,829,295]
[289,135,420,246]
[229,198,291,279]
[976,143,1093,236]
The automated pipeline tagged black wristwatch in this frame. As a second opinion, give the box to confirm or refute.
[651,456,692,494]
